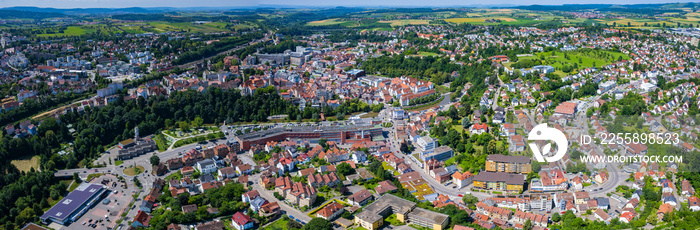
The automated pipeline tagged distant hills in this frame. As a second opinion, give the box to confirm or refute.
[0,2,697,20]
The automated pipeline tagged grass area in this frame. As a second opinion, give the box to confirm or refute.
[115,160,124,166]
[120,26,147,34]
[68,180,82,192]
[87,173,105,182]
[384,214,406,226]
[508,49,630,75]
[435,85,449,94]
[123,165,145,176]
[417,51,438,56]
[154,134,169,151]
[37,26,89,37]
[264,218,289,230]
[11,155,40,172]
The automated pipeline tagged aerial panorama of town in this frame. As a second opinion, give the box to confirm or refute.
[8,1,700,230]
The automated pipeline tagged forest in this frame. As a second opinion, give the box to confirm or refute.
[171,32,263,65]
[359,54,461,85]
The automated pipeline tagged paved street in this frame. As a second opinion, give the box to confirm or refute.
[249,173,312,223]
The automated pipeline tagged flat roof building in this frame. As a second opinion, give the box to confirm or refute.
[354,194,416,230]
[236,125,382,150]
[420,145,453,162]
[473,171,525,192]
[485,154,531,174]
[40,183,107,225]
[407,207,450,230]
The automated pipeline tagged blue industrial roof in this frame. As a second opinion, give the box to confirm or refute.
[41,183,104,223]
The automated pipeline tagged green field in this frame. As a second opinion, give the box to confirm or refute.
[417,51,438,56]
[264,218,289,230]
[508,49,630,75]
[37,26,94,37]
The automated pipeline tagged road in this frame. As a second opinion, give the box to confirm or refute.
[380,104,491,201]
[249,173,312,223]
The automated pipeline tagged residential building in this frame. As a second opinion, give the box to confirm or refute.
[484,154,531,174]
[472,171,525,192]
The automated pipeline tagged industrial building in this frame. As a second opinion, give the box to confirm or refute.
[40,183,107,225]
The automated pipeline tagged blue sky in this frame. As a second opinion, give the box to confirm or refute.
[0,0,698,9]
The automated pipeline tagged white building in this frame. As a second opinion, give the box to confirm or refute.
[416,136,436,153]
[196,159,218,174]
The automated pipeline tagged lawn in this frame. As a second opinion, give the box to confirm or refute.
[384,214,406,226]
[417,51,438,56]
[264,218,289,230]
[123,165,145,176]
[115,160,124,166]
[11,155,40,172]
[68,180,82,192]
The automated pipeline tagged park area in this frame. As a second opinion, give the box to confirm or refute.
[507,49,630,76]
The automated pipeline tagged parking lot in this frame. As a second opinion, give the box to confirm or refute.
[50,174,136,230]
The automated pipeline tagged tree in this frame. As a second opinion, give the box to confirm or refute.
[192,116,204,128]
[462,194,478,207]
[523,219,533,230]
[400,141,409,153]
[336,162,355,176]
[552,212,561,222]
[179,121,190,132]
[318,138,328,149]
[303,218,333,230]
[150,155,161,166]
[73,172,82,183]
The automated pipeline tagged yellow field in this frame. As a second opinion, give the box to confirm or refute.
[11,156,40,172]
[379,19,429,26]
[307,19,339,25]
[446,17,517,23]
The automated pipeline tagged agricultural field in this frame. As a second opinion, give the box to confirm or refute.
[379,19,430,26]
[115,21,234,34]
[307,18,357,26]
[446,17,517,23]
[36,26,98,37]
